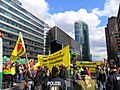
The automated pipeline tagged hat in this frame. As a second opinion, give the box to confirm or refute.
[52,66,58,73]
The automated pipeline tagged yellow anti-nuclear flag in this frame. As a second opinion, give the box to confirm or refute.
[10,32,26,62]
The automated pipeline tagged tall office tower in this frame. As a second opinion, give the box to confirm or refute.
[74,21,90,61]
[105,5,120,65]
[116,5,120,66]
[105,17,117,63]
[0,0,45,59]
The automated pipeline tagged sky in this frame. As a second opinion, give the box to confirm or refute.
[20,0,120,61]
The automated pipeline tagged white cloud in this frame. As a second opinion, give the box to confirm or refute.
[20,0,49,17]
[92,0,120,17]
[45,8,101,34]
[20,0,119,61]
[44,9,107,61]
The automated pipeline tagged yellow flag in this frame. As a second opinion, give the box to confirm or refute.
[10,32,26,62]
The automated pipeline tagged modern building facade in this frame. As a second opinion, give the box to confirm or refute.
[105,5,120,65]
[0,0,45,59]
[117,5,120,33]
[105,17,117,63]
[45,26,81,58]
[74,21,90,61]
[105,16,120,65]
[116,5,120,66]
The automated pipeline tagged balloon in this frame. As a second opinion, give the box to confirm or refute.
[20,59,23,62]
[15,60,19,63]
[3,56,7,60]
[81,61,84,64]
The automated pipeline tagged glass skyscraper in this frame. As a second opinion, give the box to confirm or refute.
[74,20,90,61]
[0,0,45,59]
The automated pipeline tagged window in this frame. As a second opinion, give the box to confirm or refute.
[0,1,44,30]
[0,23,44,42]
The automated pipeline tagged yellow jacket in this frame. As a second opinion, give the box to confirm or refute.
[11,67,16,75]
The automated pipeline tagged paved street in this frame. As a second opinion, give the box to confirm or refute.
[3,81,24,90]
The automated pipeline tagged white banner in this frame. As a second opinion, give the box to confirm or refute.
[0,38,2,72]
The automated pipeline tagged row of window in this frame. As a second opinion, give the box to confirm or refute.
[24,39,43,47]
[0,23,44,42]
[3,39,16,45]
[3,39,43,52]
[3,50,42,57]
[5,0,44,25]
[0,8,44,34]
[0,15,44,38]
[0,1,44,29]
[4,31,44,46]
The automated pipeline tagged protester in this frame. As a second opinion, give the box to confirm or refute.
[3,64,11,88]
[87,67,91,77]
[106,66,120,90]
[96,65,100,88]
[59,63,69,80]
[34,66,44,90]
[98,69,106,90]
[43,66,66,90]
[15,62,20,83]
[10,63,16,87]
[81,66,88,75]
[19,64,23,82]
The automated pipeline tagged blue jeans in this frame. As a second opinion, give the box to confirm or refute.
[19,73,23,81]
[99,81,106,90]
[28,81,34,90]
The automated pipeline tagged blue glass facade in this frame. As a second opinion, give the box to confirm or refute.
[74,21,90,61]
[0,0,45,59]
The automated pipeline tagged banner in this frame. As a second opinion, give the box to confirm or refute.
[76,61,102,73]
[10,32,26,62]
[37,45,70,70]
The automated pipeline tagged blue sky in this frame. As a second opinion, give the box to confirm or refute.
[46,0,107,26]
[22,0,120,61]
[47,0,105,13]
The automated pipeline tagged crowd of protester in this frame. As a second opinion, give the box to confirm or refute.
[95,64,120,90]
[2,62,93,90]
[2,61,120,90]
